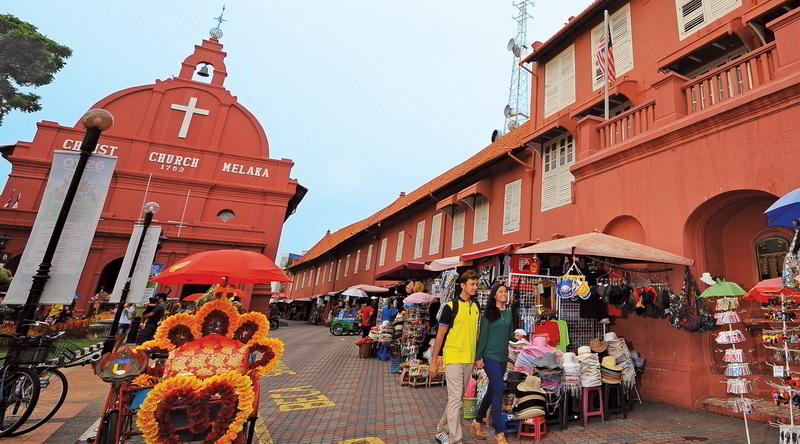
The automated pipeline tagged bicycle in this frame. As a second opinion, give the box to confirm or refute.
[3,329,103,438]
[0,332,55,436]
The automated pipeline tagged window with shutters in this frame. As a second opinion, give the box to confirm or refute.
[676,0,741,40]
[473,196,489,244]
[429,213,442,255]
[336,260,341,279]
[396,231,405,262]
[544,44,576,118]
[366,244,373,270]
[315,267,320,285]
[414,220,425,259]
[591,3,634,91]
[541,134,575,211]
[329,262,334,282]
[452,207,466,250]
[503,179,522,234]
[379,238,388,266]
[344,254,350,277]
[300,271,305,289]
[354,250,361,273]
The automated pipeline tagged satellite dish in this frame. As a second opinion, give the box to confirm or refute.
[512,45,522,58]
[507,38,517,51]
[491,129,500,142]
[504,104,513,118]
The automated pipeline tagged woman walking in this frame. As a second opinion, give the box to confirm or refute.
[472,282,514,443]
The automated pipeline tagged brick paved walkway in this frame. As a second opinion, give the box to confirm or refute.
[262,321,779,444]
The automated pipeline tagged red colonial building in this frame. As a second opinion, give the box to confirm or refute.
[0,33,305,313]
[287,1,800,411]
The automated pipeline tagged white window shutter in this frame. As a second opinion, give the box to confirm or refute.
[354,250,360,273]
[677,0,706,39]
[315,267,320,285]
[541,171,559,211]
[473,197,489,244]
[379,238,387,266]
[557,170,575,206]
[429,213,442,255]
[344,254,350,277]
[610,4,634,76]
[452,208,465,250]
[414,220,425,259]
[591,25,605,91]
[396,231,405,261]
[559,45,576,112]
[329,262,334,281]
[503,179,522,234]
[336,260,341,279]
[544,56,560,117]
[366,245,373,270]
[708,0,741,21]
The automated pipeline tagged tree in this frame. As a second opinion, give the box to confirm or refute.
[0,14,72,125]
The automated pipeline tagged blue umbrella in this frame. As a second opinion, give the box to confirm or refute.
[765,188,800,228]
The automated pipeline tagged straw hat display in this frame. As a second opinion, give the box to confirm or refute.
[589,338,608,353]
[577,347,601,388]
[600,355,623,384]
[512,375,546,420]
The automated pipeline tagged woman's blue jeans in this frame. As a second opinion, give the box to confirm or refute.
[475,357,505,431]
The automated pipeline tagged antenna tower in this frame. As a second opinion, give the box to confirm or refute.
[504,0,533,134]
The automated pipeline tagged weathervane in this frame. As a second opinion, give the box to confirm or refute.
[209,5,226,40]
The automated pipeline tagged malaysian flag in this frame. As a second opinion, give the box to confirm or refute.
[596,19,616,83]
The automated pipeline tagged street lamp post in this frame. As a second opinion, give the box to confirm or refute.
[16,110,114,336]
[102,202,160,354]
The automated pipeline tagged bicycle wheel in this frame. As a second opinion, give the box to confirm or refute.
[7,368,67,437]
[0,367,40,437]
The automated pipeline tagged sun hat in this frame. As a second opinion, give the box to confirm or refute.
[604,332,619,342]
[527,336,557,355]
[562,352,578,366]
[514,328,528,338]
[576,280,591,298]
[601,355,622,371]
[577,345,592,355]
[532,353,561,370]
[589,338,608,353]
[517,374,545,393]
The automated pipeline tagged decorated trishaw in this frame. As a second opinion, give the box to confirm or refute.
[92,250,289,444]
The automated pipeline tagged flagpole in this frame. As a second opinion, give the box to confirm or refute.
[604,9,610,120]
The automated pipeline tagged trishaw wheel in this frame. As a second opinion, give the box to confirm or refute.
[96,409,118,444]
[331,324,344,336]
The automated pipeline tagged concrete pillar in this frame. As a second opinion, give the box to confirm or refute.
[652,72,689,123]
[768,8,800,73]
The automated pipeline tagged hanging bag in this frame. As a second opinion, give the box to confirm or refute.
[678,267,717,332]
[783,229,800,289]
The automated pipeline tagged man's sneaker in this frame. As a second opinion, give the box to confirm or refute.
[435,432,449,444]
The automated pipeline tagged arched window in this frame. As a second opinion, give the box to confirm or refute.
[217,209,235,223]
[756,236,789,280]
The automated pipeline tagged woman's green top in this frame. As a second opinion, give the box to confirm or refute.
[475,308,513,363]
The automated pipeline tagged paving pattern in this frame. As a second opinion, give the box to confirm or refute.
[263,321,780,444]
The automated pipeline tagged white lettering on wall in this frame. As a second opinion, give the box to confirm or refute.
[221,162,269,178]
[148,151,201,173]
[61,139,119,157]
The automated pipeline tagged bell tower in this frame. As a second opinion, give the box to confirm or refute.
[177,7,229,87]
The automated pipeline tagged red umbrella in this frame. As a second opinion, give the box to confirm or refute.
[152,249,291,285]
[183,293,205,302]
[745,278,800,302]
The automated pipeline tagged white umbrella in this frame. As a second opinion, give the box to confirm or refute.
[350,284,389,293]
[341,288,368,298]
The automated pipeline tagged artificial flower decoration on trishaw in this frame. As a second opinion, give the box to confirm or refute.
[133,299,284,444]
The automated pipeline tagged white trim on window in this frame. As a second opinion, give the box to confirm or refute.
[366,244,373,270]
[544,44,576,118]
[429,213,442,255]
[344,254,350,277]
[396,231,405,262]
[541,134,575,211]
[379,238,388,267]
[452,207,465,250]
[591,3,634,91]
[503,179,522,234]
[676,0,741,40]
[414,220,425,259]
[328,262,334,282]
[336,259,342,279]
[354,249,361,274]
[473,196,489,244]
[315,267,320,285]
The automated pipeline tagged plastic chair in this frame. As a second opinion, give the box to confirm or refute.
[582,386,604,426]
[517,416,547,441]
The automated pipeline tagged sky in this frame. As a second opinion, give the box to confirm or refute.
[1,0,593,261]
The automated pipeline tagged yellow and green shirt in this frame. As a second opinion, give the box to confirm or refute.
[439,298,480,365]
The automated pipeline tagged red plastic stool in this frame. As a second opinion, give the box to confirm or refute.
[582,386,605,426]
[517,416,547,441]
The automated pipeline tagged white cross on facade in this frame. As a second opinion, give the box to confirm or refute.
[170,97,210,139]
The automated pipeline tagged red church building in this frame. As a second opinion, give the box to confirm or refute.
[286,1,800,412]
[0,32,305,313]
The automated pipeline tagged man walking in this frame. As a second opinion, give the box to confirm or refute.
[358,302,374,338]
[430,270,481,444]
